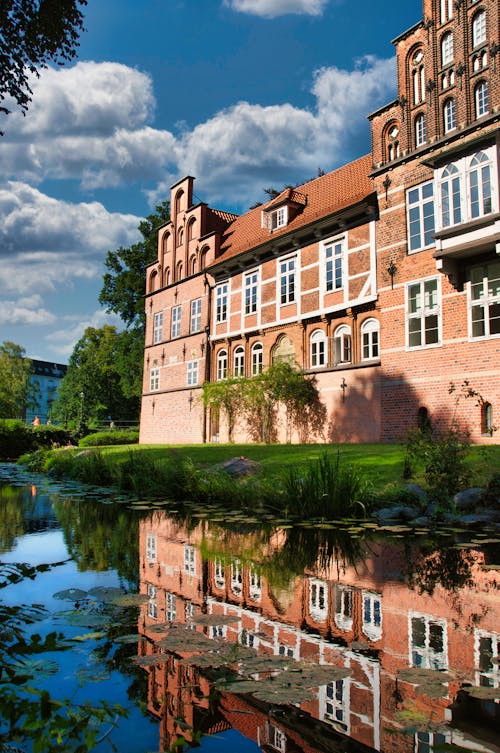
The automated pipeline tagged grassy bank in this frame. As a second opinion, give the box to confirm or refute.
[20,441,500,521]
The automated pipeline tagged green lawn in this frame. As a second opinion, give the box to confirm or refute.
[92,442,500,492]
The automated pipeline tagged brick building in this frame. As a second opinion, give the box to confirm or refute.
[140,0,499,445]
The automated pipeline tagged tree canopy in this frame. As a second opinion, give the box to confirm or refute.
[0,341,35,418]
[99,200,170,329]
[0,0,87,129]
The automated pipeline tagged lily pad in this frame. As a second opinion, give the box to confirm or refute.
[53,588,88,601]
[398,668,451,685]
[11,658,59,679]
[88,586,124,603]
[114,633,142,644]
[75,666,111,683]
[155,627,222,653]
[132,653,172,667]
[58,610,109,628]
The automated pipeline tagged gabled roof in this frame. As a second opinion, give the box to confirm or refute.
[215,154,374,263]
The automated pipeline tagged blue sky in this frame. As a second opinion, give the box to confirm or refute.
[0,0,421,363]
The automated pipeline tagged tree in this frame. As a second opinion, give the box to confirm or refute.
[0,341,35,418]
[0,0,87,130]
[99,200,170,329]
[51,325,140,430]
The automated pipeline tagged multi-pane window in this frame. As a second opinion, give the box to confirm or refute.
[153,312,163,344]
[362,592,382,641]
[440,0,452,23]
[249,568,261,601]
[443,98,456,132]
[324,681,348,733]
[190,298,202,333]
[474,630,500,688]
[233,346,245,377]
[166,592,176,622]
[361,319,380,360]
[251,342,263,375]
[437,149,495,230]
[147,584,157,619]
[441,32,453,66]
[184,545,196,575]
[325,240,343,291]
[171,305,181,338]
[270,206,287,231]
[231,560,242,595]
[187,360,199,386]
[215,282,228,323]
[469,261,500,339]
[407,278,440,348]
[334,585,353,631]
[310,329,327,367]
[146,533,157,562]
[415,113,426,147]
[244,271,258,315]
[410,613,447,669]
[475,80,489,118]
[412,50,425,105]
[472,10,486,48]
[149,367,160,391]
[416,732,449,753]
[280,257,296,304]
[216,349,227,380]
[333,325,351,365]
[310,578,328,621]
[214,558,225,589]
[407,180,435,252]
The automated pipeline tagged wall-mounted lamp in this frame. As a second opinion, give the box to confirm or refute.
[188,391,194,411]
[490,41,499,71]
[423,17,433,40]
[383,174,391,202]
[340,377,348,403]
[425,78,436,103]
[387,262,397,289]
[161,349,165,364]
[455,62,465,89]
[182,343,186,361]
[398,95,407,121]
[152,399,156,415]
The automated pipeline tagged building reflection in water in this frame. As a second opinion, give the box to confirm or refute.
[136,513,499,753]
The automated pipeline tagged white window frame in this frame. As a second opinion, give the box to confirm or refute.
[323,680,349,734]
[187,359,199,386]
[231,560,242,595]
[407,180,435,253]
[184,545,196,575]
[474,629,500,688]
[171,304,181,338]
[244,270,259,315]
[362,591,382,641]
[249,567,262,601]
[406,277,441,350]
[443,98,456,133]
[309,578,328,622]
[166,591,176,622]
[279,256,296,305]
[323,238,344,292]
[251,342,263,375]
[440,0,452,23]
[468,260,500,340]
[269,205,287,231]
[415,113,426,147]
[334,585,353,631]
[472,10,486,48]
[310,329,327,368]
[149,366,160,391]
[475,80,489,118]
[153,312,163,344]
[146,533,157,562]
[215,282,229,323]
[214,558,225,589]
[147,583,157,619]
[190,298,202,333]
[409,612,448,670]
[436,147,497,231]
[233,346,245,377]
[361,318,380,360]
[441,32,453,66]
[333,324,352,365]
[216,349,228,381]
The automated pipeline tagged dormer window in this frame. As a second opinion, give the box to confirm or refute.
[263,205,288,231]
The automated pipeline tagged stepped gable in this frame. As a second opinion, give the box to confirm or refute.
[215,154,374,263]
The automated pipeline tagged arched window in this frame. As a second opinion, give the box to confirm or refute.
[481,402,493,435]
[149,270,158,293]
[440,0,452,23]
[415,113,427,147]
[177,227,184,246]
[187,217,196,241]
[472,10,486,48]
[417,406,432,431]
[272,335,295,365]
[164,266,171,286]
[233,346,245,377]
[162,232,171,255]
[469,151,492,219]
[216,350,227,381]
[385,122,400,162]
[310,329,327,368]
[333,325,351,365]
[440,163,462,227]
[441,32,453,67]
[200,245,209,271]
[189,255,197,275]
[361,319,380,360]
[443,98,456,132]
[475,80,489,118]
[251,342,263,375]
[176,261,183,281]
[175,190,184,215]
[411,49,425,105]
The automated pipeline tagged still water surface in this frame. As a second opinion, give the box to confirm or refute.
[0,463,499,753]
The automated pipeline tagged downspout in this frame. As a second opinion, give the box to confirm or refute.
[202,273,214,443]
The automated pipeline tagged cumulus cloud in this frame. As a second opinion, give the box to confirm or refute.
[47,309,124,359]
[225,0,328,17]
[0,295,57,326]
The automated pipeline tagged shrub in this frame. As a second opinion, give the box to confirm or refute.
[79,430,139,447]
[405,426,471,505]
[0,421,72,459]
[480,472,500,508]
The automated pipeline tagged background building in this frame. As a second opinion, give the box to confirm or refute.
[25,360,67,425]
[140,0,499,445]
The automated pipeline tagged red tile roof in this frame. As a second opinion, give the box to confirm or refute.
[215,154,374,264]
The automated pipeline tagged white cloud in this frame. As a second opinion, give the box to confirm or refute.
[47,309,124,360]
[0,296,57,326]
[225,0,328,17]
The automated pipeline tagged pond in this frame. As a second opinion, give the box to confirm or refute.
[0,462,499,753]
